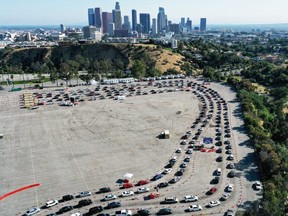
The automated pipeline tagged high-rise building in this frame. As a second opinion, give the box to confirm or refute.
[139,13,150,34]
[169,23,180,34]
[180,17,185,29]
[83,26,97,39]
[115,2,120,10]
[108,23,115,35]
[132,9,137,31]
[114,9,122,30]
[122,15,131,31]
[60,24,66,33]
[186,18,192,31]
[94,8,102,29]
[200,18,207,31]
[152,18,157,35]
[102,12,113,34]
[157,7,167,34]
[88,8,95,26]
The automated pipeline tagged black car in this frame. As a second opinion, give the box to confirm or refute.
[46,214,56,216]
[99,187,111,193]
[216,148,222,153]
[216,156,223,162]
[89,206,103,214]
[157,182,169,188]
[57,206,73,214]
[228,171,235,178]
[157,208,173,215]
[106,201,121,209]
[78,199,92,207]
[97,214,110,216]
[137,209,151,215]
[62,194,74,201]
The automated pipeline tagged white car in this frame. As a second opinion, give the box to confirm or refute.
[78,191,91,197]
[170,156,178,162]
[24,207,40,216]
[45,199,59,208]
[176,148,182,153]
[184,195,198,202]
[163,168,172,174]
[227,184,234,192]
[70,213,81,216]
[187,204,202,212]
[121,191,134,197]
[170,176,181,183]
[254,181,262,190]
[228,154,234,160]
[208,200,220,207]
[104,194,117,200]
[186,149,193,154]
[116,209,132,216]
[220,193,231,201]
[137,187,150,193]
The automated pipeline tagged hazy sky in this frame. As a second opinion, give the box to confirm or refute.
[1,0,288,26]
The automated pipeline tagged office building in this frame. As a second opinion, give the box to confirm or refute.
[115,2,120,10]
[186,18,192,31]
[88,8,95,26]
[60,24,66,33]
[94,8,102,28]
[108,23,115,35]
[152,18,157,35]
[122,15,131,31]
[157,7,167,34]
[181,17,185,29]
[139,13,150,34]
[83,26,97,39]
[169,23,180,34]
[132,9,137,31]
[200,18,207,31]
[114,9,122,30]
[102,12,113,34]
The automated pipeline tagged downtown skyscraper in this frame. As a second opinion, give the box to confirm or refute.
[113,2,122,30]
[200,18,207,31]
[132,9,137,31]
[139,13,150,34]
[94,8,102,28]
[157,7,167,34]
[88,8,95,26]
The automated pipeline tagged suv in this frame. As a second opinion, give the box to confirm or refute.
[62,194,74,201]
[78,199,92,207]
[57,206,73,214]
[216,168,221,176]
[78,191,92,197]
[88,206,103,214]
[24,207,40,216]
[164,197,178,204]
[99,187,111,193]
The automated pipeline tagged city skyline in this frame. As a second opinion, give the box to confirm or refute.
[1,0,288,26]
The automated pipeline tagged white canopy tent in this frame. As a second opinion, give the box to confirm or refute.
[123,173,133,179]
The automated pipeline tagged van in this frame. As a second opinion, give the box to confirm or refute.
[164,197,179,204]
[216,168,222,176]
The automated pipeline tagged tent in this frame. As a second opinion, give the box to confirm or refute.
[90,79,98,86]
[123,173,133,179]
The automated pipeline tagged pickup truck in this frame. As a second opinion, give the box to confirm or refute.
[115,209,132,216]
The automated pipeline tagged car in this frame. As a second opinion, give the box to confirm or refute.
[184,195,198,202]
[97,214,110,216]
[78,191,92,197]
[175,148,182,153]
[180,162,188,168]
[213,176,220,184]
[164,197,178,204]
[220,193,231,201]
[123,183,134,188]
[216,168,222,176]
[226,149,232,154]
[169,176,180,183]
[78,199,93,207]
[163,168,172,174]
[104,194,117,201]
[216,148,222,153]
[187,204,202,212]
[137,209,151,215]
[57,206,73,214]
[254,181,262,190]
[121,191,134,197]
[224,140,231,144]
[208,187,217,195]
[24,207,40,216]
[226,209,235,216]
[186,149,193,154]
[227,184,234,192]
[115,209,132,216]
[70,213,81,216]
[99,187,111,193]
[152,174,163,181]
[165,161,175,168]
[216,156,223,162]
[157,208,173,215]
[184,156,191,162]
[227,163,235,169]
[136,187,150,193]
[227,154,234,160]
[170,156,178,162]
[228,171,235,178]
[156,182,169,188]
[45,199,58,208]
[89,206,103,214]
[106,201,121,209]
[208,200,220,207]
[226,144,232,149]
[62,194,74,201]
[137,179,150,185]
[46,214,56,216]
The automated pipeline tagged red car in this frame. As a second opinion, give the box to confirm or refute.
[123,183,134,189]
[208,187,217,195]
[137,180,149,186]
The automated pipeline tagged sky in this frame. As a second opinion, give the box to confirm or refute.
[1,0,288,26]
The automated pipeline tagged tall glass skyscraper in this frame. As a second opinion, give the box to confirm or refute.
[102,12,113,34]
[88,8,95,26]
[115,2,120,10]
[200,18,207,31]
[132,9,137,31]
[139,13,150,34]
[94,8,102,28]
[157,7,166,34]
[114,2,122,30]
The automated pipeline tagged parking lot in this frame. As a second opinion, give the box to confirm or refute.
[0,78,261,216]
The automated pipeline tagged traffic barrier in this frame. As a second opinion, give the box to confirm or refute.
[0,183,40,201]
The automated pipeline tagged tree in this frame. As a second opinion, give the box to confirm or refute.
[130,60,146,79]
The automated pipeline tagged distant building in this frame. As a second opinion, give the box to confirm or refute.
[122,15,131,31]
[108,23,115,35]
[83,26,97,39]
[194,26,200,31]
[114,29,129,37]
[171,39,178,48]
[186,18,192,31]
[139,13,150,34]
[94,8,102,29]
[115,2,120,10]
[102,12,113,34]
[152,18,157,35]
[60,24,66,33]
[200,18,207,32]
[88,8,95,26]
[157,7,167,34]
[114,9,122,30]
[180,17,185,30]
[132,9,137,31]
[169,23,180,34]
